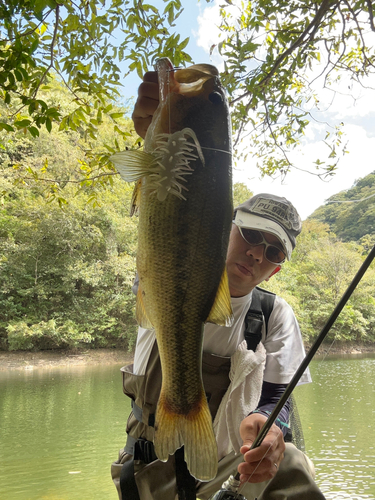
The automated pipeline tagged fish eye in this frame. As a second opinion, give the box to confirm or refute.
[208,91,223,104]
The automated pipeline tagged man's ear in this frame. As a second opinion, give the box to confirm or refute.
[265,266,281,281]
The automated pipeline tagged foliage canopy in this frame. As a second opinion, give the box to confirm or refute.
[1,1,375,197]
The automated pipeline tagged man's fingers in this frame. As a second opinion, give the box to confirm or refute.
[132,73,159,138]
[142,71,158,84]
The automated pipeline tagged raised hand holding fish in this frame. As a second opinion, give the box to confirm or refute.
[132,71,159,139]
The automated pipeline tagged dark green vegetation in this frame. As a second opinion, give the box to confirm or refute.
[0,83,139,351]
[264,172,375,344]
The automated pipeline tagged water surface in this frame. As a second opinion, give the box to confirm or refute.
[295,354,375,500]
[0,364,130,500]
[1,354,375,499]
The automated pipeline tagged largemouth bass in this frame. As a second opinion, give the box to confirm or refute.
[111,59,233,481]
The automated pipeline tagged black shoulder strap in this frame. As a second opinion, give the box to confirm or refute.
[244,287,276,351]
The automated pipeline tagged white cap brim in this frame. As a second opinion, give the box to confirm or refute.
[235,211,293,260]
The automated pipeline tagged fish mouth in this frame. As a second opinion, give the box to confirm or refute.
[175,64,218,96]
[155,58,218,100]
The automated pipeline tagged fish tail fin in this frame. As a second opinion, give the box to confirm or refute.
[154,391,218,481]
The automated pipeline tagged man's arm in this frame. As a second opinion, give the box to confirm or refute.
[252,381,291,436]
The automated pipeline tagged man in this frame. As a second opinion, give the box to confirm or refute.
[111,72,326,500]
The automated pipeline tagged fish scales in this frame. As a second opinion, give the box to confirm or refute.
[111,59,233,482]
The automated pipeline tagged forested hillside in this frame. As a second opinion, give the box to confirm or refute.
[309,172,375,245]
[265,172,375,344]
[0,80,140,351]
[1,81,374,351]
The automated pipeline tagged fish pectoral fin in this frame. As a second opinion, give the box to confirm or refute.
[154,391,218,481]
[110,150,156,183]
[135,285,153,329]
[130,179,142,216]
[206,268,234,327]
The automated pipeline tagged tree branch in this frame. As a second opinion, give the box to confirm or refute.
[230,0,339,106]
[20,171,119,185]
[32,5,60,98]
[366,0,375,31]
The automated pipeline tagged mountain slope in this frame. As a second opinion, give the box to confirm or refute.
[309,171,375,242]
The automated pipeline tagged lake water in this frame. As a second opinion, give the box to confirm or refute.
[0,354,374,500]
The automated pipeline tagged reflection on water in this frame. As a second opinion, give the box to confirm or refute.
[294,354,375,500]
[0,354,375,499]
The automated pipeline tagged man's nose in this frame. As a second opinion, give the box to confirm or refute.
[246,244,264,262]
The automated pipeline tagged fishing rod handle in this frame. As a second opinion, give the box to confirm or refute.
[208,475,247,500]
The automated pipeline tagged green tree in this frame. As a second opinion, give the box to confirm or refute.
[0,0,191,196]
[0,76,134,205]
[0,81,140,351]
[214,0,375,176]
[0,180,139,351]
[233,182,253,208]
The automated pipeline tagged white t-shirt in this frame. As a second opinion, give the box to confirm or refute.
[133,289,311,385]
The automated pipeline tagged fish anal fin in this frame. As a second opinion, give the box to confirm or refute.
[154,391,218,481]
[130,179,142,216]
[135,285,153,329]
[206,268,234,327]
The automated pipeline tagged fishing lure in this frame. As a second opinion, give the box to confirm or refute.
[110,127,205,202]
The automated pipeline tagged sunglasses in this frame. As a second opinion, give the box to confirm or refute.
[237,226,286,264]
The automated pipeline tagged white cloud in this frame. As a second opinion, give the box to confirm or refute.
[194,0,232,69]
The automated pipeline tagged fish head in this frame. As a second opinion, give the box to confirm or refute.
[145,59,232,154]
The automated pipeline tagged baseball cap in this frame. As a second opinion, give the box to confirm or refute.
[234,193,302,260]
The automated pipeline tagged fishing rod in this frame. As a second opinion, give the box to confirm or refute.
[209,243,375,500]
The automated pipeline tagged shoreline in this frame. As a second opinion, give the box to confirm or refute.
[0,343,374,371]
[0,348,133,371]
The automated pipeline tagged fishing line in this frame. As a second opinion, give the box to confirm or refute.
[327,192,375,204]
[200,146,232,156]
[167,65,172,135]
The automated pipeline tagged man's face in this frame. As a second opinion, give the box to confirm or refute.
[226,224,281,297]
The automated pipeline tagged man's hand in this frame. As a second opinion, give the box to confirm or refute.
[238,413,285,484]
[132,71,159,139]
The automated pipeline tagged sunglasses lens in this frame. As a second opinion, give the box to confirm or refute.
[241,229,263,245]
[265,246,285,264]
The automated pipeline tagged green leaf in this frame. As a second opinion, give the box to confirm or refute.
[28,126,40,137]
[14,70,23,82]
[46,118,52,133]
[14,119,32,128]
[0,122,14,132]
[110,112,124,120]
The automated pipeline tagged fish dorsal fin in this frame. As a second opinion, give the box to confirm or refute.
[206,267,234,327]
[136,284,153,329]
[110,150,156,183]
[130,179,142,216]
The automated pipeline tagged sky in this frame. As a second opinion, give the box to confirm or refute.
[121,0,375,221]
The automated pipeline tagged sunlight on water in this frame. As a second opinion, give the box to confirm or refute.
[0,354,375,499]
[294,354,375,500]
